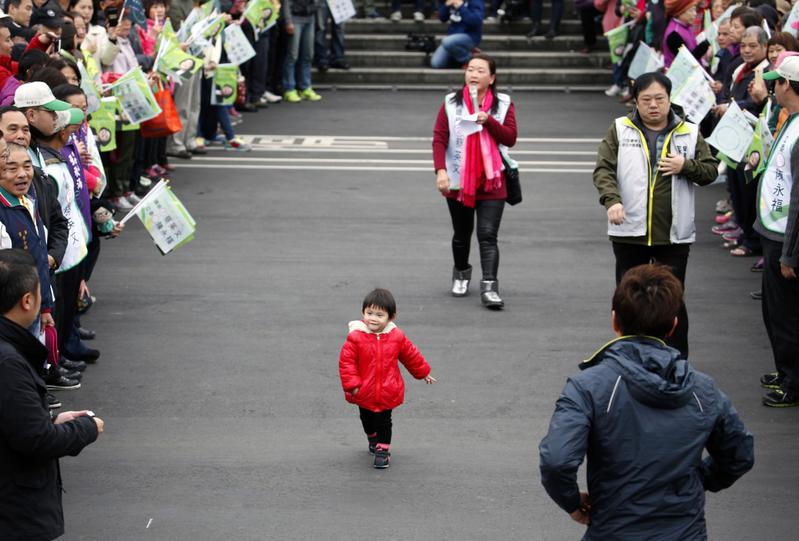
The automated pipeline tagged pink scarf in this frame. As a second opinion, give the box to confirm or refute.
[460,86,503,208]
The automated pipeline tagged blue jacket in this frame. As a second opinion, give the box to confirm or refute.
[539,337,754,541]
[438,0,484,46]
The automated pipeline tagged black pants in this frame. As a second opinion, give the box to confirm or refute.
[359,408,392,445]
[728,167,761,253]
[761,237,799,393]
[579,6,602,47]
[447,198,505,280]
[55,265,82,353]
[612,242,690,358]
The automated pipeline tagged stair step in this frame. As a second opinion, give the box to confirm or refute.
[313,66,611,85]
[345,18,583,34]
[344,50,610,68]
[346,33,606,51]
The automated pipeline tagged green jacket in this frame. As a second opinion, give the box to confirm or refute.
[593,109,718,245]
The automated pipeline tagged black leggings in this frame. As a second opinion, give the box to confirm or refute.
[447,198,505,281]
[612,242,690,358]
[359,408,392,445]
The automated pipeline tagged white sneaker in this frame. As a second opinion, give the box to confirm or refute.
[485,16,497,23]
[413,11,424,21]
[605,84,623,97]
[126,192,142,204]
[619,88,631,99]
[262,91,282,103]
[111,196,133,210]
[390,10,401,21]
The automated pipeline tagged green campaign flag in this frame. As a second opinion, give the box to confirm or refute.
[130,180,197,255]
[201,0,215,17]
[717,151,739,170]
[156,18,177,52]
[211,64,238,105]
[156,38,202,80]
[244,0,278,32]
[75,58,101,114]
[604,21,632,64]
[88,98,118,152]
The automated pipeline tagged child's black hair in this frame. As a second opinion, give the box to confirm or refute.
[362,288,396,319]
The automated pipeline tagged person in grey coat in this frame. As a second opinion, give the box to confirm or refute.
[539,263,754,541]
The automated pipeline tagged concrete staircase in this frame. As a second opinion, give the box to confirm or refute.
[314,2,612,91]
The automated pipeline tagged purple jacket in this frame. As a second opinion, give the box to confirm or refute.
[662,19,697,68]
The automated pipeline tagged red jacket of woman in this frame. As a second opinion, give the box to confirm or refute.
[339,320,430,412]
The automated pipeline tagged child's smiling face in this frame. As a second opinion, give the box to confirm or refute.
[362,305,391,333]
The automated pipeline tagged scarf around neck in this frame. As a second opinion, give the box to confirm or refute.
[459,86,503,208]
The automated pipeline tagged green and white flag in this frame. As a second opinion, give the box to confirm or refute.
[223,23,256,65]
[120,180,197,255]
[627,42,663,80]
[75,58,101,114]
[88,97,118,152]
[785,1,799,39]
[110,67,161,124]
[211,64,238,105]
[604,20,633,64]
[706,101,756,164]
[155,37,203,80]
[243,0,278,32]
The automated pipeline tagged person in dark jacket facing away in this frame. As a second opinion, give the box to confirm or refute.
[0,249,104,541]
[539,264,754,541]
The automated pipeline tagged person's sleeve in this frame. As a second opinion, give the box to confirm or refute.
[282,0,293,26]
[459,0,485,30]
[98,31,121,67]
[665,31,684,57]
[23,34,50,53]
[680,133,719,186]
[338,335,362,393]
[483,102,517,147]
[593,123,622,208]
[781,143,799,267]
[701,388,754,492]
[0,358,98,460]
[432,103,449,171]
[539,378,593,514]
[45,179,68,267]
[438,1,451,22]
[398,335,431,380]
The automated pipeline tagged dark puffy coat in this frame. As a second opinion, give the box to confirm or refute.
[339,321,430,412]
[0,316,98,541]
[539,337,754,541]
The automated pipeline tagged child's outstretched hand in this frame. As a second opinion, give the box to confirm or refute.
[424,375,437,384]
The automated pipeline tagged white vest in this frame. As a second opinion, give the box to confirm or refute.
[758,114,799,235]
[44,160,89,273]
[444,92,511,190]
[612,116,699,244]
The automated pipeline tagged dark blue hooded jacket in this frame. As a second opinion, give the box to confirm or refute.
[539,337,754,541]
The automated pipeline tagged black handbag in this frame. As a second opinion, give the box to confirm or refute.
[405,33,436,54]
[502,152,522,206]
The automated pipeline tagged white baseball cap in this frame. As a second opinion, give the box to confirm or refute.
[13,82,71,111]
[763,56,799,83]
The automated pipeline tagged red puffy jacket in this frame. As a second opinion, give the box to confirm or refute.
[339,321,430,412]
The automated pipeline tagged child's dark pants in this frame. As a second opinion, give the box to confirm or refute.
[359,408,392,445]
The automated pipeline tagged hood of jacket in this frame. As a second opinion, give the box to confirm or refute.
[581,336,695,409]
[0,315,48,374]
[347,320,397,335]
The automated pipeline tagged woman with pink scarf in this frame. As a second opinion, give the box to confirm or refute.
[432,54,518,310]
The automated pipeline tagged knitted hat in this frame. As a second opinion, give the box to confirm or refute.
[666,0,697,17]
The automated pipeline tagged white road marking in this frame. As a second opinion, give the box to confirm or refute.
[191,157,594,166]
[203,148,598,155]
[235,134,601,143]
[175,164,593,173]
[146,518,153,529]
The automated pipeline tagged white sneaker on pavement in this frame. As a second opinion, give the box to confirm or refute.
[126,192,142,204]
[605,84,623,97]
[263,91,282,103]
[390,10,401,21]
[111,196,133,210]
[413,11,424,21]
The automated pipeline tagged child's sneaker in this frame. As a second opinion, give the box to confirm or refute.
[299,88,322,101]
[225,136,251,151]
[367,433,378,455]
[284,89,301,103]
[373,444,390,469]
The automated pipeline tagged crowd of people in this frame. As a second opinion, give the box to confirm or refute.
[593,0,799,408]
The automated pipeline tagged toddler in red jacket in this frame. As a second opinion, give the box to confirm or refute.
[339,288,436,469]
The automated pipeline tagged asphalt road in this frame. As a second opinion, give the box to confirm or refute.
[57,90,799,540]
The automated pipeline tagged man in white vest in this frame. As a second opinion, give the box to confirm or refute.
[755,57,799,408]
[593,72,719,359]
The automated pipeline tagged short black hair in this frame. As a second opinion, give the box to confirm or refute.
[5,0,27,10]
[28,66,69,89]
[612,264,683,339]
[362,288,396,319]
[0,104,22,121]
[52,83,83,101]
[0,249,39,314]
[632,71,672,99]
[18,49,50,82]
[730,7,763,29]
